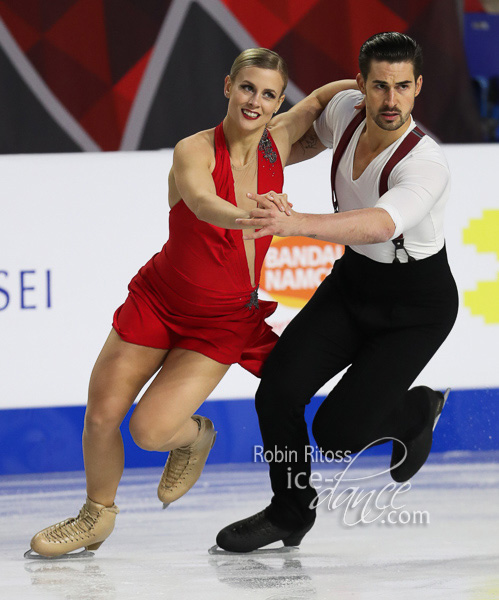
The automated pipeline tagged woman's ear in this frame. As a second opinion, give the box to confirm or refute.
[275,94,286,114]
[224,75,231,98]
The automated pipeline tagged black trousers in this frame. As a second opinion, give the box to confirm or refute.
[256,246,459,529]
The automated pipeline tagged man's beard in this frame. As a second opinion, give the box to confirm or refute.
[372,105,412,131]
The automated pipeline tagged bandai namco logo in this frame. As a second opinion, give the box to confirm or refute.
[260,237,344,308]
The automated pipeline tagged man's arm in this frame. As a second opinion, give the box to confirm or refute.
[237,152,449,244]
[376,158,449,238]
[284,207,395,244]
[236,195,395,244]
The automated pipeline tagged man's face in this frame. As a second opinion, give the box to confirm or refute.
[357,60,422,132]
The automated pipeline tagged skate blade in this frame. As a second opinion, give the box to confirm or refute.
[433,388,451,431]
[208,544,299,556]
[24,548,95,560]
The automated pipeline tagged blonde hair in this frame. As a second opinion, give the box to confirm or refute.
[229,48,288,93]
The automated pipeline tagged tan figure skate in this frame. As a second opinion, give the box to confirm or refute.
[158,415,216,508]
[25,497,119,559]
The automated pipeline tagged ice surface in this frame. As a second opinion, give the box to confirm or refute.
[1,454,498,600]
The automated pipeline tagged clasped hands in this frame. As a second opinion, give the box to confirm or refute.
[236,191,300,240]
[236,98,365,240]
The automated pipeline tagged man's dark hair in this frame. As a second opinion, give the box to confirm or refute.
[359,32,423,81]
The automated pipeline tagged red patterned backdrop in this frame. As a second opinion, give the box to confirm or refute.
[0,0,481,153]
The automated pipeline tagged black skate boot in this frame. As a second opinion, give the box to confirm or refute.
[391,387,450,483]
[214,507,315,553]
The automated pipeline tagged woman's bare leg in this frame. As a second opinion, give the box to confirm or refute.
[129,347,230,452]
[84,329,168,506]
[29,339,228,557]
[129,348,231,504]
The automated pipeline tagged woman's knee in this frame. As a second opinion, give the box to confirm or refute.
[84,401,126,435]
[129,424,163,452]
[128,411,178,452]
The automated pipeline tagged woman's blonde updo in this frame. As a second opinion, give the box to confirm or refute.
[229,48,288,93]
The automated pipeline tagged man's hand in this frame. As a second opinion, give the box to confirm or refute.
[236,193,301,239]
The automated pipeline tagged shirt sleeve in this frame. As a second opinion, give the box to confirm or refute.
[313,90,364,150]
[376,156,449,239]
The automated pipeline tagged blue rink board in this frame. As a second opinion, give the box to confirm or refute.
[0,388,498,475]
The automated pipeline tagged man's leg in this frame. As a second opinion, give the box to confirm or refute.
[312,316,457,480]
[217,247,458,551]
[257,273,366,528]
[216,272,362,551]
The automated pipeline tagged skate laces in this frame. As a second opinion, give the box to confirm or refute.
[43,505,99,543]
[160,445,194,490]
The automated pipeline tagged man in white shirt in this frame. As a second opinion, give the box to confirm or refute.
[216,32,458,553]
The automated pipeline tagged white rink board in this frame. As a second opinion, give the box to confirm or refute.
[0,145,498,410]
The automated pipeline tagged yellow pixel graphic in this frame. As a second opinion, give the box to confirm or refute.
[462,209,499,324]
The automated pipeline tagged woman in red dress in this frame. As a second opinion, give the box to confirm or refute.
[27,48,356,558]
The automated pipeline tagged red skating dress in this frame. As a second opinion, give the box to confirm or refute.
[112,123,283,377]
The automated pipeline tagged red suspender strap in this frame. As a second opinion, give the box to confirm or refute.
[378,126,425,196]
[379,125,425,243]
[330,113,426,249]
[329,108,426,261]
[330,108,366,213]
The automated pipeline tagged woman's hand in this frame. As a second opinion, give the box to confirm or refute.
[254,191,293,216]
[236,193,301,239]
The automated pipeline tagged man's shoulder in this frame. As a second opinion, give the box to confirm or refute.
[331,89,364,107]
[408,129,449,169]
[390,127,450,187]
[316,90,365,147]
[325,90,364,121]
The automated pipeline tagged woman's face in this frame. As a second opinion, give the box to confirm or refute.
[224,66,285,130]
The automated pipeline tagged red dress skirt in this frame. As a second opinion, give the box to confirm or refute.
[113,123,284,377]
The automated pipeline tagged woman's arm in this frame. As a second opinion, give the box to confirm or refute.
[173,133,251,229]
[286,124,326,166]
[269,80,358,164]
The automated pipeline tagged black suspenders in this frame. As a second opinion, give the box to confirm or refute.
[330,108,426,263]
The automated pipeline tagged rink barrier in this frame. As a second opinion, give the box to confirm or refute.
[0,387,497,475]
